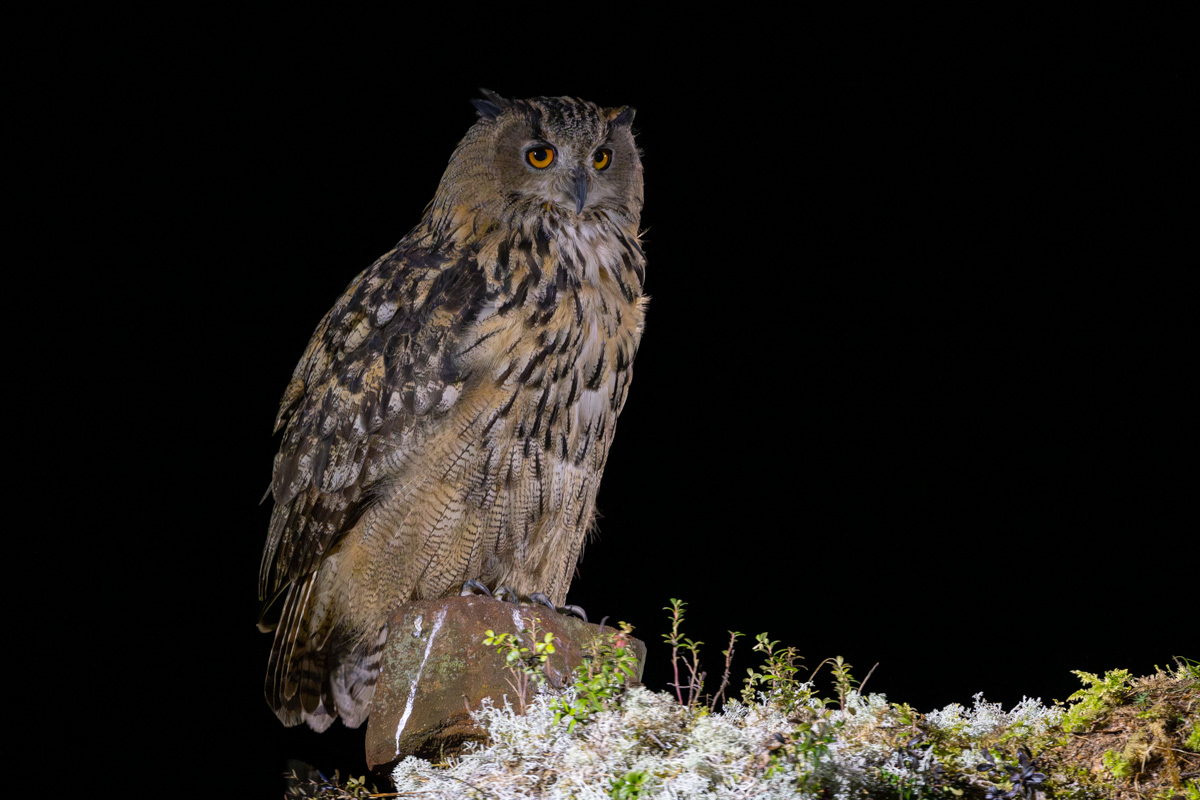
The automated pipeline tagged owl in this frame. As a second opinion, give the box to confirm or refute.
[259,91,647,732]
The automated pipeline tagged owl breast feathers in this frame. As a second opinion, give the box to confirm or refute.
[259,91,647,731]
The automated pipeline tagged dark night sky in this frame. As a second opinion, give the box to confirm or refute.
[42,11,1190,796]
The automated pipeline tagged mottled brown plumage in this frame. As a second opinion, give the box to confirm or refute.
[260,92,647,731]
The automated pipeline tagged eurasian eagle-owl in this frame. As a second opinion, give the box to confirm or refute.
[259,91,647,731]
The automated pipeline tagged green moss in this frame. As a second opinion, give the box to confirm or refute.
[1102,748,1135,780]
[1061,668,1133,733]
[1185,719,1200,752]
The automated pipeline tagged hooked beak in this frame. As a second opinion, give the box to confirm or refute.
[571,167,588,214]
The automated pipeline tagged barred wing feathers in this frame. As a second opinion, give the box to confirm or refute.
[260,241,487,600]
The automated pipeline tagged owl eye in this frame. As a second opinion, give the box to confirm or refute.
[592,148,613,171]
[526,146,555,169]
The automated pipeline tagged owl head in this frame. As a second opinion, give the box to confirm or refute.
[432,90,643,227]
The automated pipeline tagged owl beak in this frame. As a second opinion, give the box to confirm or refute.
[571,167,589,214]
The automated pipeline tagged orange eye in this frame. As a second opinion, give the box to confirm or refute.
[526,146,555,169]
[593,148,612,170]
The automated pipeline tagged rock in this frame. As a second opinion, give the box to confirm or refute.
[364,594,646,772]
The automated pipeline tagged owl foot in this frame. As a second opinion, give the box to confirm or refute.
[461,582,586,620]
[530,592,588,622]
[460,580,523,604]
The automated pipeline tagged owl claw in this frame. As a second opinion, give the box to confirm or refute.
[559,604,588,622]
[493,585,520,603]
[528,592,588,622]
[460,579,493,598]
[463,584,585,621]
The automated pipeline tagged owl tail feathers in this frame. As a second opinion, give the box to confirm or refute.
[264,575,386,732]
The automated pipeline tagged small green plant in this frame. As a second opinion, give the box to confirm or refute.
[283,766,379,799]
[760,718,839,790]
[1171,655,1199,682]
[742,632,812,714]
[663,598,705,708]
[875,767,931,799]
[892,701,920,728]
[1102,747,1135,780]
[483,613,557,714]
[1186,720,1200,752]
[709,629,742,711]
[1060,667,1133,733]
[608,769,648,799]
[550,621,640,730]
[811,655,876,712]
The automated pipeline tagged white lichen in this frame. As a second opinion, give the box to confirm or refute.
[389,685,1069,798]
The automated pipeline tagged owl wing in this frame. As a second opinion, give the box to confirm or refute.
[259,241,488,600]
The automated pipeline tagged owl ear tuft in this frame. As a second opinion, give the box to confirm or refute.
[472,89,510,120]
[607,106,636,127]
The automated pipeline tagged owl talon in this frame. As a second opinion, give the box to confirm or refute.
[559,604,588,622]
[460,579,493,598]
[493,585,520,603]
[528,592,588,622]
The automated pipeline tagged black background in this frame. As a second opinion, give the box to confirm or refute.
[32,10,1190,796]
